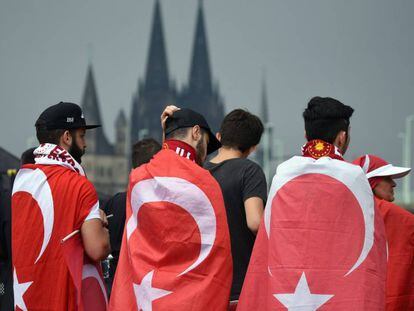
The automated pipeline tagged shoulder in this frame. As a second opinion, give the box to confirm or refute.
[240,158,262,169]
[277,156,365,177]
[53,167,98,197]
[209,158,262,171]
[377,198,414,222]
[239,159,265,177]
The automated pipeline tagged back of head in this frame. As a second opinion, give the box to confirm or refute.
[35,101,100,145]
[20,147,36,165]
[219,109,264,153]
[303,97,354,143]
[132,138,162,168]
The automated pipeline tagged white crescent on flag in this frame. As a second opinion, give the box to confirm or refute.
[264,156,374,276]
[126,176,217,276]
[12,168,54,263]
[82,264,108,305]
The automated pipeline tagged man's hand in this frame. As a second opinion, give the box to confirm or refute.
[161,105,180,130]
[99,209,108,227]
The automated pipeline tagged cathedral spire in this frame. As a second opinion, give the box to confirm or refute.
[81,64,113,155]
[81,64,102,125]
[188,0,212,94]
[145,0,169,91]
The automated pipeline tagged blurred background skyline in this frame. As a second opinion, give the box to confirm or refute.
[1,0,413,197]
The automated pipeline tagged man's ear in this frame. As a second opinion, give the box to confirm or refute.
[191,125,202,140]
[216,132,221,142]
[335,131,347,148]
[59,130,72,148]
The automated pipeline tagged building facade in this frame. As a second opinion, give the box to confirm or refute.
[81,65,129,196]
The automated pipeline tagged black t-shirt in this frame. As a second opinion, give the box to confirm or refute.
[103,191,127,293]
[103,191,127,256]
[204,158,267,300]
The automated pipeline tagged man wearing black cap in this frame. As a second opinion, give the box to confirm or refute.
[12,102,110,310]
[110,107,232,310]
[162,106,221,165]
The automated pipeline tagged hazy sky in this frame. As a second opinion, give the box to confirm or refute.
[1,0,413,170]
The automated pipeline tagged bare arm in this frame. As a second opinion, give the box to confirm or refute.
[160,105,180,142]
[244,197,264,234]
[81,209,111,261]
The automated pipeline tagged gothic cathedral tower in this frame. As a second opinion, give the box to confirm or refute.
[130,0,225,147]
[130,0,175,145]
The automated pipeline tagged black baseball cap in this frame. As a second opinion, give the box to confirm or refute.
[165,108,221,154]
[35,102,100,130]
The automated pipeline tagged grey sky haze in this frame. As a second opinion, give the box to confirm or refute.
[1,0,413,172]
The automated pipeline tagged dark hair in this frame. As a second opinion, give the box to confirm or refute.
[164,127,191,140]
[219,109,264,152]
[131,138,162,168]
[20,147,36,165]
[303,97,354,143]
[35,119,75,145]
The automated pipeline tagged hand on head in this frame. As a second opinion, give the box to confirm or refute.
[161,105,180,142]
[161,105,180,130]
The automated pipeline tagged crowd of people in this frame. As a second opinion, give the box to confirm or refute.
[0,96,413,310]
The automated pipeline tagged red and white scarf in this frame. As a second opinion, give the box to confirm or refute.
[302,139,344,161]
[33,143,85,176]
[163,139,196,162]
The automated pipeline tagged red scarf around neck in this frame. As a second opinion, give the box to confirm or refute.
[302,139,344,161]
[163,139,196,162]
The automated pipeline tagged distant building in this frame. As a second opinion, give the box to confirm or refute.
[81,0,225,195]
[81,65,129,196]
[130,0,225,144]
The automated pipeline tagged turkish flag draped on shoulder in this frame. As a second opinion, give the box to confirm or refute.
[109,149,232,310]
[12,144,104,310]
[61,233,108,311]
[238,146,387,310]
[375,198,414,310]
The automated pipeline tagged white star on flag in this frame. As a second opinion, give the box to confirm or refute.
[133,270,172,311]
[13,268,33,311]
[274,272,333,311]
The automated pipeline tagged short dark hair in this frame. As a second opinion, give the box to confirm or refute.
[20,147,36,165]
[303,97,354,143]
[131,138,162,168]
[219,109,264,152]
[164,127,191,140]
[35,119,74,145]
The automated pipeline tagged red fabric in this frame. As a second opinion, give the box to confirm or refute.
[375,198,414,310]
[109,149,232,310]
[12,164,99,310]
[238,156,387,310]
[353,155,389,174]
[352,155,389,189]
[61,233,108,311]
[163,139,196,162]
[302,139,344,161]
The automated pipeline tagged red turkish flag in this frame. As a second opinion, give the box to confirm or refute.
[109,149,232,310]
[12,164,100,310]
[238,156,387,310]
[375,198,414,310]
[61,233,108,311]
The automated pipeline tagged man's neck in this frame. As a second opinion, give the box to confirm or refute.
[210,147,244,164]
